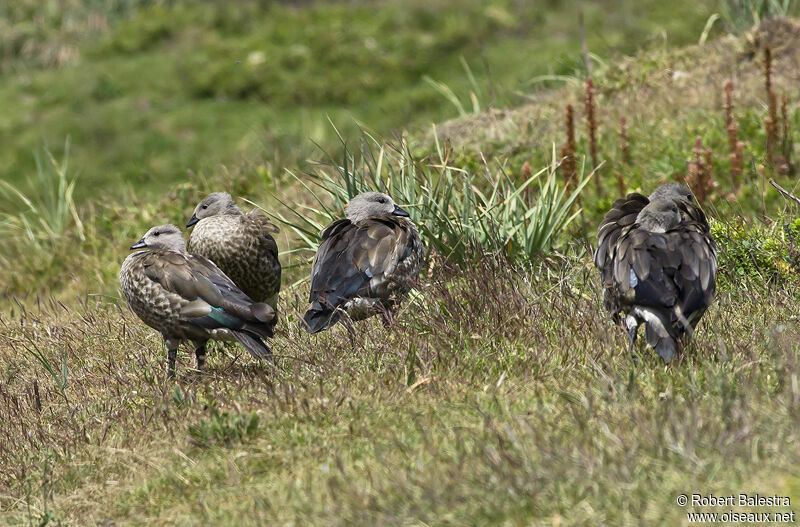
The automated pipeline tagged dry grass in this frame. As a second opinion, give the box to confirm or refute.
[1,255,799,524]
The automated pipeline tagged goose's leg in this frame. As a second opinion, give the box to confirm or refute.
[167,349,178,378]
[194,340,207,370]
[625,315,640,365]
[341,314,357,349]
[380,308,394,329]
[164,337,180,379]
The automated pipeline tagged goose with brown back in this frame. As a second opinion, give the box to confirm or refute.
[187,192,281,313]
[120,224,276,377]
[303,192,424,333]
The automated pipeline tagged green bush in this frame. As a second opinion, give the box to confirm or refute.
[710,217,800,284]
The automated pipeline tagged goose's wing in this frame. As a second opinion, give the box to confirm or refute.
[247,209,280,256]
[595,193,649,271]
[595,193,649,315]
[140,250,274,337]
[613,222,716,328]
[304,217,410,332]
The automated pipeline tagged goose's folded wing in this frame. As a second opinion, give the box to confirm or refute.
[140,251,273,329]
[595,193,649,276]
[614,224,716,316]
[673,224,717,317]
[308,218,408,307]
[614,229,679,308]
[246,209,281,257]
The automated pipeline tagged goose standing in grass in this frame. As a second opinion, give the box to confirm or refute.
[599,198,717,361]
[120,224,276,377]
[595,182,709,317]
[186,192,281,309]
[303,192,424,333]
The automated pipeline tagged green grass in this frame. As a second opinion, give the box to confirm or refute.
[0,0,717,204]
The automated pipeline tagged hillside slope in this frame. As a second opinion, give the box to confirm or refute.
[1,12,800,527]
[427,17,800,215]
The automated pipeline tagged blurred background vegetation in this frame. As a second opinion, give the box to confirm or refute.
[0,0,717,199]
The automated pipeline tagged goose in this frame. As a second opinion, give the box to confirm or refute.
[120,224,275,377]
[595,183,708,318]
[303,192,424,333]
[603,199,717,361]
[187,192,281,309]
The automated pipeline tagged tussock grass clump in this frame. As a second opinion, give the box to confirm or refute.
[0,140,84,247]
[268,130,591,265]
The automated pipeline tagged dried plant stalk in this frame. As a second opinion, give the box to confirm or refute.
[614,171,625,197]
[778,94,795,175]
[686,136,715,204]
[521,161,533,205]
[764,45,779,170]
[560,104,577,190]
[584,78,600,193]
[724,79,742,188]
[619,116,630,164]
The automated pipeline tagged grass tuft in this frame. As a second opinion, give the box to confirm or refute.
[0,140,84,247]
[266,128,591,266]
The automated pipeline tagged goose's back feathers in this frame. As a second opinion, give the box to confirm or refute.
[613,221,717,309]
[605,216,717,360]
[304,215,423,332]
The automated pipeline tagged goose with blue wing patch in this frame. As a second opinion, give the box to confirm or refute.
[120,224,276,377]
[303,192,424,333]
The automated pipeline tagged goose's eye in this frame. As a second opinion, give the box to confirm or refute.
[153,232,161,237]
[201,205,208,209]
[378,198,386,204]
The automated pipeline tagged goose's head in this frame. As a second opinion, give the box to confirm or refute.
[130,224,186,251]
[187,192,241,227]
[345,192,409,224]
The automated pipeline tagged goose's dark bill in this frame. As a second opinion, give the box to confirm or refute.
[392,204,410,217]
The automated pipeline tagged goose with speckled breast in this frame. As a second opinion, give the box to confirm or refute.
[186,192,281,311]
[120,224,275,377]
